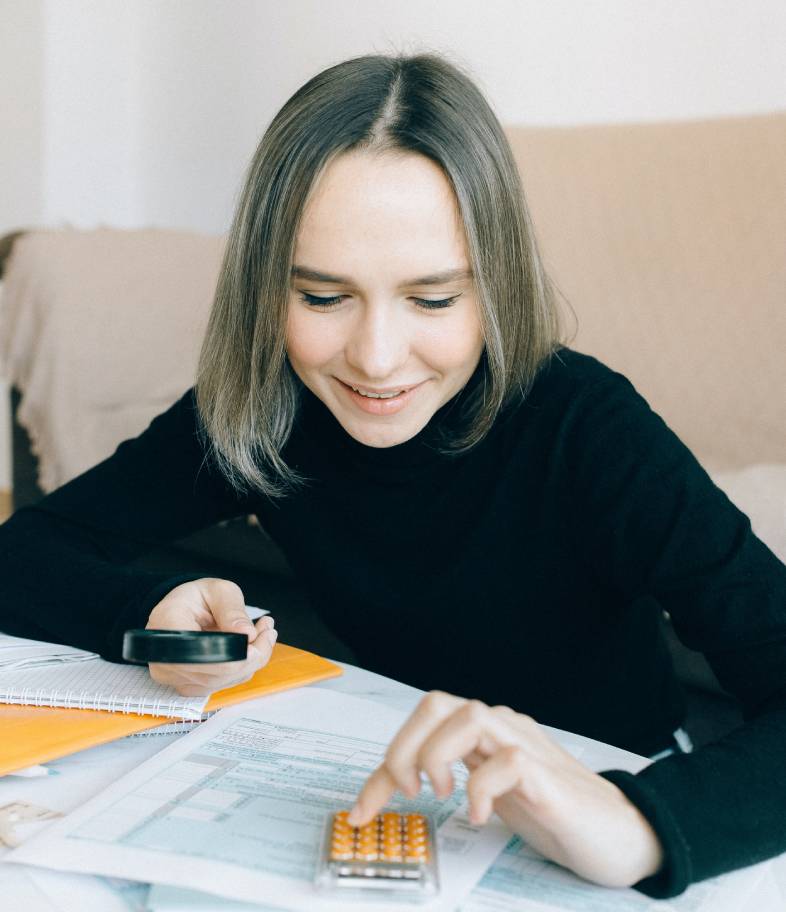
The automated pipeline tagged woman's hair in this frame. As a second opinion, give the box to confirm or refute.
[196,51,567,497]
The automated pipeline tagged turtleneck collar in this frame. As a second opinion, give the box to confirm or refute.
[293,366,484,480]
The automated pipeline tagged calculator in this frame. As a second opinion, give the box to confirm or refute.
[315,809,440,900]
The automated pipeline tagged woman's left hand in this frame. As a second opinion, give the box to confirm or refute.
[348,691,663,888]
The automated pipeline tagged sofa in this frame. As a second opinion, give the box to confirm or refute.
[1,110,784,744]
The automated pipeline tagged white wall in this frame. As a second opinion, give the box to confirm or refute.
[11,0,786,237]
[1,0,786,490]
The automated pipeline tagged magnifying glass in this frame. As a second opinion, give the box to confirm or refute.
[122,629,248,664]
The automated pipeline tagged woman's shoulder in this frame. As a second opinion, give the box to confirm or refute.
[536,346,626,387]
[520,346,636,412]
[494,346,663,455]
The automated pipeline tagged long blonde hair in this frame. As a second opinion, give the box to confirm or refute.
[197,52,566,497]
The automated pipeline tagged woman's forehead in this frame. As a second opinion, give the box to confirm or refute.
[295,150,468,276]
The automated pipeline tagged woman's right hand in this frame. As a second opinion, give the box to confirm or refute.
[145,578,277,696]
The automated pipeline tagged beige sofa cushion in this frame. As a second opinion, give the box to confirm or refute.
[506,112,786,472]
[0,228,224,491]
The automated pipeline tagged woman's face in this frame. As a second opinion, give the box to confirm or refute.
[286,150,485,448]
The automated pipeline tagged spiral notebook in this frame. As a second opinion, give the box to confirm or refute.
[0,612,271,719]
[0,642,343,775]
[0,653,211,719]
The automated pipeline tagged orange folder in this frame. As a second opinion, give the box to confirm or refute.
[0,643,342,776]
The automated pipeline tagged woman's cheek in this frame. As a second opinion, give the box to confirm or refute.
[286,311,343,371]
[424,311,484,374]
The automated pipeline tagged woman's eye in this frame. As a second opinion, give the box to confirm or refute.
[414,295,461,310]
[299,292,343,308]
[297,292,461,310]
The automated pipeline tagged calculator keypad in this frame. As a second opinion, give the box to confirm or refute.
[329,810,430,865]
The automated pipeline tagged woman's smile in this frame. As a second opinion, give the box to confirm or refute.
[336,377,427,416]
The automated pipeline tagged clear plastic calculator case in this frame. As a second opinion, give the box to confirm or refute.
[315,810,440,901]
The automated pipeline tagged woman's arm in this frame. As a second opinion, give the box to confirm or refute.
[561,368,786,896]
[351,690,665,889]
[352,363,786,898]
[0,389,256,660]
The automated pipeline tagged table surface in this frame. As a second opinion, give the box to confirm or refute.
[1,660,785,911]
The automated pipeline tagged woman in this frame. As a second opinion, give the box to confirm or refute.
[1,52,785,899]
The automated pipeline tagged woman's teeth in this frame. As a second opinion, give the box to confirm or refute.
[351,387,405,399]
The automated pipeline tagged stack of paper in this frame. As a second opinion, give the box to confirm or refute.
[7,688,513,912]
[0,644,343,776]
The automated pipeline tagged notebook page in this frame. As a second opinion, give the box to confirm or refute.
[0,658,209,719]
[0,633,98,671]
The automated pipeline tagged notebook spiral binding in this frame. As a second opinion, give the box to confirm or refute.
[1,687,202,718]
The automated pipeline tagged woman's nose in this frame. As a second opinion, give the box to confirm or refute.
[345,306,410,381]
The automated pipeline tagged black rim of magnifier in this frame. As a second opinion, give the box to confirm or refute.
[122,629,248,664]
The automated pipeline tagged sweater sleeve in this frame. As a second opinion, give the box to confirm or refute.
[562,367,786,897]
[0,389,252,661]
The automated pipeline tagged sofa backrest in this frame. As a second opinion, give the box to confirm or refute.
[4,114,783,491]
[506,112,786,471]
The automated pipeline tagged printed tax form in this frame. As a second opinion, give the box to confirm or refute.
[4,676,775,911]
[140,723,772,912]
[8,688,511,911]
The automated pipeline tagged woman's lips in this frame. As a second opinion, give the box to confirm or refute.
[337,379,423,415]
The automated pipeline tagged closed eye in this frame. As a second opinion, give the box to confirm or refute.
[298,292,461,311]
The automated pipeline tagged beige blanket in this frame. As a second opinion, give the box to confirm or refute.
[0,228,225,492]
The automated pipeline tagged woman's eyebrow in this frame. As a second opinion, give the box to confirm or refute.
[290,265,473,286]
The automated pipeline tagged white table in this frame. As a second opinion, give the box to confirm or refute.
[1,662,784,911]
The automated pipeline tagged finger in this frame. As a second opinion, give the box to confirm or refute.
[463,748,486,771]
[348,692,466,825]
[418,701,519,799]
[148,663,222,694]
[165,634,274,683]
[382,691,467,798]
[248,629,277,663]
[196,579,256,639]
[254,615,275,634]
[148,638,271,692]
[146,605,203,632]
[150,658,260,695]
[154,656,256,681]
[348,765,398,826]
[465,746,529,825]
[164,671,255,697]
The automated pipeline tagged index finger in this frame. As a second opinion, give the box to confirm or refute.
[349,691,466,824]
[348,765,398,825]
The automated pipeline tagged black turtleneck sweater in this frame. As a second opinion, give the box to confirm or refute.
[1,347,785,898]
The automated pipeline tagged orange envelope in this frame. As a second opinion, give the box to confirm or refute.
[0,643,342,776]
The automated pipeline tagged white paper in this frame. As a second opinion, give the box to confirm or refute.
[0,633,97,671]
[7,689,511,912]
[7,764,53,778]
[0,864,148,911]
[244,606,267,620]
[457,835,767,912]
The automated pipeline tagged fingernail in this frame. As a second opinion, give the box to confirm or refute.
[347,806,360,825]
[263,616,276,630]
[266,629,278,646]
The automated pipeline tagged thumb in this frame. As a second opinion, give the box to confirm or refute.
[199,579,256,640]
